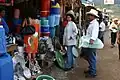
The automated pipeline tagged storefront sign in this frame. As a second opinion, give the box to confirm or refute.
[104,0,114,4]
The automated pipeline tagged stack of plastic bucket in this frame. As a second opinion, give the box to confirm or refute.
[0,25,13,80]
[48,15,55,38]
[40,17,50,37]
[49,3,60,38]
[40,0,50,17]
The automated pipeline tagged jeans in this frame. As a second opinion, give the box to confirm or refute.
[65,46,74,69]
[111,32,117,45]
[81,48,97,75]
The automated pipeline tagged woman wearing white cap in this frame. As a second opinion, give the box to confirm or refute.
[63,10,78,70]
[109,18,118,48]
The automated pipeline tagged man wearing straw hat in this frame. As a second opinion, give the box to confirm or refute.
[81,9,99,78]
[109,18,118,48]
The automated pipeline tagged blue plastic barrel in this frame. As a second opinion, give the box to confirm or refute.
[0,53,13,80]
[54,15,60,26]
[50,3,60,15]
[41,25,50,33]
[49,27,55,38]
[50,8,60,14]
[48,15,55,27]
[0,25,6,55]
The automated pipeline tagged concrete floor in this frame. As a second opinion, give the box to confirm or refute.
[49,30,120,80]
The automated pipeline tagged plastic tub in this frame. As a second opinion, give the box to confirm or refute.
[0,53,13,80]
[50,3,60,15]
[41,25,49,33]
[40,32,50,37]
[40,20,49,25]
[54,15,60,26]
[36,75,55,80]
[48,15,55,27]
[40,0,50,17]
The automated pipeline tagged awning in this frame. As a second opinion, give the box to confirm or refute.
[14,0,29,4]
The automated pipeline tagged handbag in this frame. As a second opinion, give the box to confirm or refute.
[21,18,35,35]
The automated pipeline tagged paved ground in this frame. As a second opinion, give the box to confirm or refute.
[50,30,120,80]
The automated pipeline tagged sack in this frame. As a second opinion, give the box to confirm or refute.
[79,35,104,49]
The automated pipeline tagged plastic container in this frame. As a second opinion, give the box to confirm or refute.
[36,75,55,80]
[40,0,50,17]
[50,3,60,15]
[0,53,13,80]
[41,25,49,33]
[40,32,50,37]
[40,20,49,25]
[48,15,55,27]
[49,27,55,38]
[0,25,6,55]
[54,15,60,26]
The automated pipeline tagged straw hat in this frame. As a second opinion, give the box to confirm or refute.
[66,10,75,18]
[86,9,99,18]
[112,18,118,22]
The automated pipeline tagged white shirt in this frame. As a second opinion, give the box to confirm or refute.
[109,22,118,33]
[100,22,105,31]
[63,21,78,46]
[86,19,99,40]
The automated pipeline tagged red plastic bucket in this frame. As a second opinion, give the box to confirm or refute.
[40,0,50,17]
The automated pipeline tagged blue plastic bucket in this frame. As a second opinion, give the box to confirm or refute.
[48,15,55,27]
[49,27,55,38]
[54,15,60,26]
[50,3,60,15]
[41,25,50,33]
[0,26,6,55]
[50,8,60,14]
[0,53,13,80]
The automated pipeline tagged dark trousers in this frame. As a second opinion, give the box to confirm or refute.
[111,32,117,45]
[118,44,120,59]
[98,31,104,43]
[81,48,97,75]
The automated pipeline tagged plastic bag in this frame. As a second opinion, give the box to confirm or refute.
[79,36,104,49]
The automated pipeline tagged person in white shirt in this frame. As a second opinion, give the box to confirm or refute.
[98,19,106,43]
[81,9,99,78]
[109,18,118,48]
[63,10,78,71]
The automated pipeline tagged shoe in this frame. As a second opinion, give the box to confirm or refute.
[111,45,115,48]
[84,70,90,74]
[85,73,97,78]
[64,68,72,71]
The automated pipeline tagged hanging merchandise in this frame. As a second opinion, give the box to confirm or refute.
[40,0,50,17]
[21,19,35,35]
